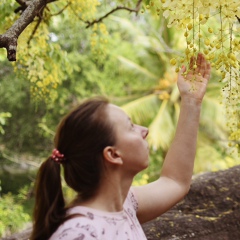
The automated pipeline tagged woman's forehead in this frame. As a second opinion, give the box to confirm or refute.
[107,104,129,121]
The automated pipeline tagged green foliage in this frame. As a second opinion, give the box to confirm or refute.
[0,169,36,195]
[0,193,30,237]
[0,0,18,31]
[0,66,51,153]
[0,0,239,194]
[0,2,166,155]
[122,94,160,126]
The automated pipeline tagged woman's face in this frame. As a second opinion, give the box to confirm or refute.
[106,104,149,174]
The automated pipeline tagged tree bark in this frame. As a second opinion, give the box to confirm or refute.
[0,0,47,61]
[2,165,240,240]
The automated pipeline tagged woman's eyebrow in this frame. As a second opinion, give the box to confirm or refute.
[127,117,132,122]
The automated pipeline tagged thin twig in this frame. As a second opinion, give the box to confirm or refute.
[236,15,240,23]
[2,152,40,168]
[15,0,26,5]
[27,17,42,45]
[27,5,46,45]
[69,4,88,24]
[14,0,28,13]
[85,2,142,28]
[50,2,70,16]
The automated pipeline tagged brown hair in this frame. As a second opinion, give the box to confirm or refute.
[30,97,115,240]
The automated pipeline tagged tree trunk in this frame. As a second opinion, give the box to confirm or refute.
[2,165,240,240]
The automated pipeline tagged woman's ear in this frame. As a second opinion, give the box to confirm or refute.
[103,146,123,165]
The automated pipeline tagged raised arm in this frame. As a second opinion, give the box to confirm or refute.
[133,53,211,223]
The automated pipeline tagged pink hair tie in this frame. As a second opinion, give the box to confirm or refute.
[51,148,65,163]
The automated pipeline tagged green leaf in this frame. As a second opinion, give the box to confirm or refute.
[117,56,159,80]
[121,94,160,126]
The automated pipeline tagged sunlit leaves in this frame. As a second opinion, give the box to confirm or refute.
[12,22,72,102]
[0,193,30,237]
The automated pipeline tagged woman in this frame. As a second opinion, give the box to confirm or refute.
[30,53,211,240]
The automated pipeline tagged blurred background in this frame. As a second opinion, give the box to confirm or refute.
[0,0,239,237]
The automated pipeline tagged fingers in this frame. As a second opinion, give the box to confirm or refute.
[196,53,203,68]
[203,62,211,81]
[189,53,205,73]
[189,56,196,69]
[196,53,206,76]
[193,53,211,81]
[183,53,211,81]
[198,53,211,81]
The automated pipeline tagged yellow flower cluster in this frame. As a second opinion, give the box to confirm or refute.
[90,23,109,62]
[148,0,240,155]
[13,22,66,102]
[68,0,100,21]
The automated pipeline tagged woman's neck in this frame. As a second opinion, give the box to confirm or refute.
[78,172,133,212]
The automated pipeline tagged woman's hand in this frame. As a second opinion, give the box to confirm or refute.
[177,53,211,103]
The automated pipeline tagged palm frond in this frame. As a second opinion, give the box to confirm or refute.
[134,35,164,51]
[121,94,160,126]
[117,56,159,80]
[200,94,228,145]
[173,102,180,126]
[206,83,223,97]
[170,84,180,103]
[109,15,144,36]
[147,100,175,151]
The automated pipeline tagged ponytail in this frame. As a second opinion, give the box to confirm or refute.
[30,157,65,240]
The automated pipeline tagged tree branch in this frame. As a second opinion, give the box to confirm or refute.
[0,0,48,61]
[236,15,240,23]
[85,1,143,28]
[14,0,30,14]
[27,17,42,45]
[0,0,142,61]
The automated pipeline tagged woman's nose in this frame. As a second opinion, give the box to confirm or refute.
[142,127,149,139]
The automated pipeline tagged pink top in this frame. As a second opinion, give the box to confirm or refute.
[49,189,147,240]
